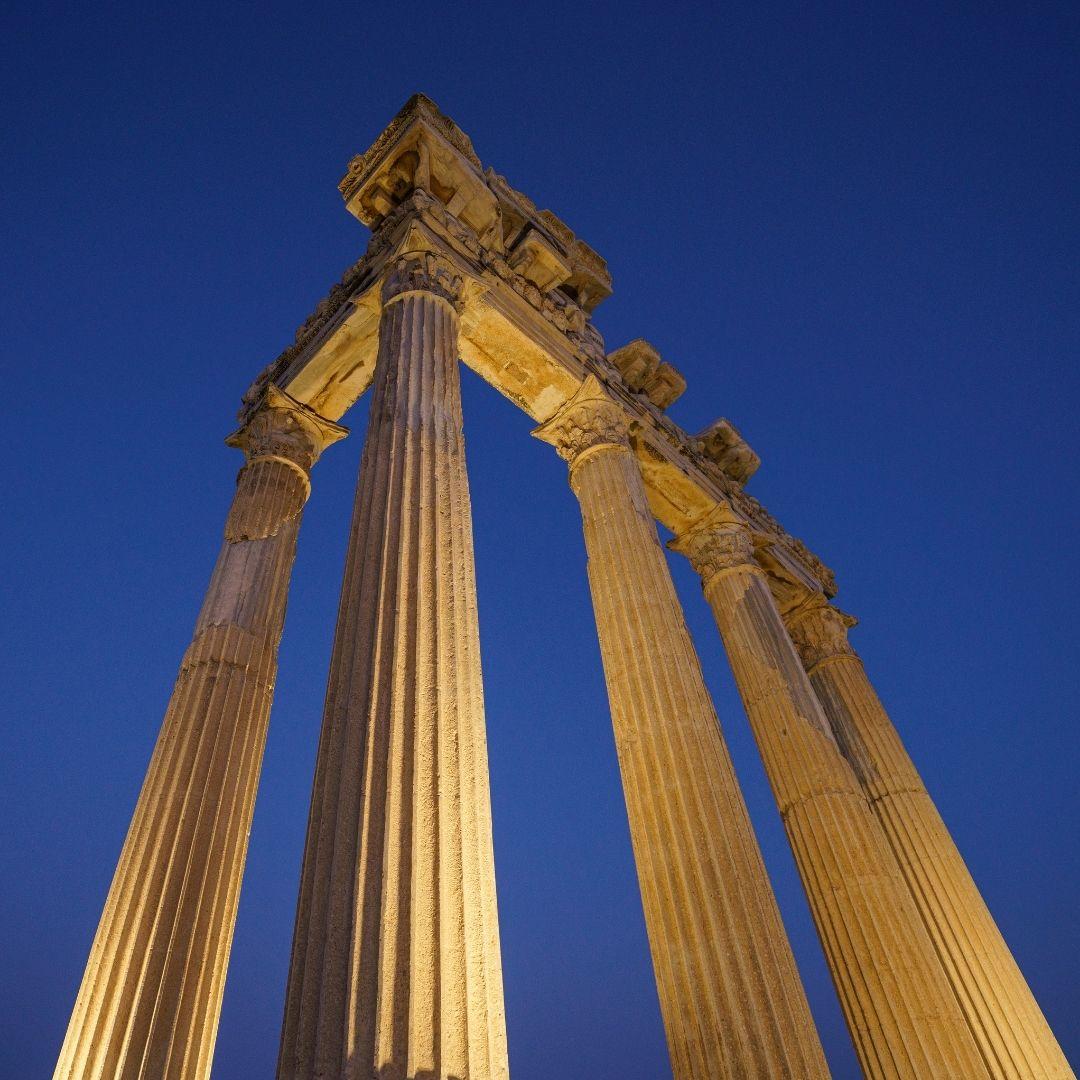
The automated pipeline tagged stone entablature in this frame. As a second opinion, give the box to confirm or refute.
[238,95,837,601]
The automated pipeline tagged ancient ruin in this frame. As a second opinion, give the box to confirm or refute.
[54,95,1074,1080]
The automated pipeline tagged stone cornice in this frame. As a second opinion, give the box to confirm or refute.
[338,93,482,206]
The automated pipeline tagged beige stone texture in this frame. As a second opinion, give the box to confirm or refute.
[54,387,345,1080]
[672,510,992,1080]
[54,94,1073,1080]
[784,596,1076,1079]
[277,253,508,1080]
[535,377,830,1080]
[246,95,837,608]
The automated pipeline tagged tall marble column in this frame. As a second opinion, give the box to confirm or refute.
[784,596,1075,1079]
[278,253,508,1080]
[672,508,991,1080]
[54,386,346,1080]
[534,377,829,1080]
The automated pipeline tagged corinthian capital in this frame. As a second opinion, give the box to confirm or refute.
[783,595,858,671]
[382,251,464,311]
[223,386,347,542]
[669,506,757,583]
[532,374,630,469]
[226,385,347,474]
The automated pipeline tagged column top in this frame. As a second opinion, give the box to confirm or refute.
[382,250,464,311]
[783,594,859,670]
[669,505,759,583]
[226,385,348,474]
[532,374,631,474]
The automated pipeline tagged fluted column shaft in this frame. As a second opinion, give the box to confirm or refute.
[55,387,345,1080]
[785,598,1075,1079]
[278,253,508,1080]
[673,511,991,1080]
[535,377,829,1080]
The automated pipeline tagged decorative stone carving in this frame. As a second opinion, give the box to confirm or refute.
[224,386,347,542]
[607,339,687,410]
[532,374,630,467]
[669,508,757,582]
[381,250,464,310]
[506,226,572,290]
[338,93,495,237]
[694,417,760,486]
[242,95,838,599]
[486,169,612,311]
[339,94,482,204]
[783,595,858,671]
[228,385,343,473]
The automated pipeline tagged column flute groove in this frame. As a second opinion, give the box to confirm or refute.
[672,509,992,1079]
[278,252,509,1080]
[534,376,830,1080]
[784,596,1075,1079]
[54,387,345,1080]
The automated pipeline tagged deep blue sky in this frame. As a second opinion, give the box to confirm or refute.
[2,3,1078,1077]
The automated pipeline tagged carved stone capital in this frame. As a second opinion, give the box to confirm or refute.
[669,507,757,583]
[783,596,858,671]
[382,251,464,311]
[224,386,347,541]
[532,374,630,472]
[227,385,347,474]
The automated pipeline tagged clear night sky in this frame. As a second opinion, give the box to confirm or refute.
[2,3,1078,1077]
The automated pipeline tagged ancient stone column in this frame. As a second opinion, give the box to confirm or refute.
[534,376,829,1080]
[784,596,1075,1079]
[278,253,508,1080]
[671,508,991,1080]
[54,386,346,1080]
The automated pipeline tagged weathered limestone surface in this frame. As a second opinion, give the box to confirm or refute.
[672,511,992,1080]
[278,253,508,1080]
[535,377,830,1080]
[54,387,345,1080]
[785,597,1076,1080]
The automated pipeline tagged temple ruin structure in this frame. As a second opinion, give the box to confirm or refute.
[53,95,1074,1080]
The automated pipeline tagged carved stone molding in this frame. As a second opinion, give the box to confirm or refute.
[533,374,630,469]
[228,385,346,473]
[224,385,347,542]
[669,508,757,584]
[693,417,760,486]
[784,596,858,671]
[607,339,687,411]
[338,92,482,207]
[382,251,464,311]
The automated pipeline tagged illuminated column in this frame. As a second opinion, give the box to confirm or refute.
[785,596,1075,1079]
[535,376,829,1080]
[672,509,991,1080]
[54,387,346,1080]
[279,253,509,1080]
